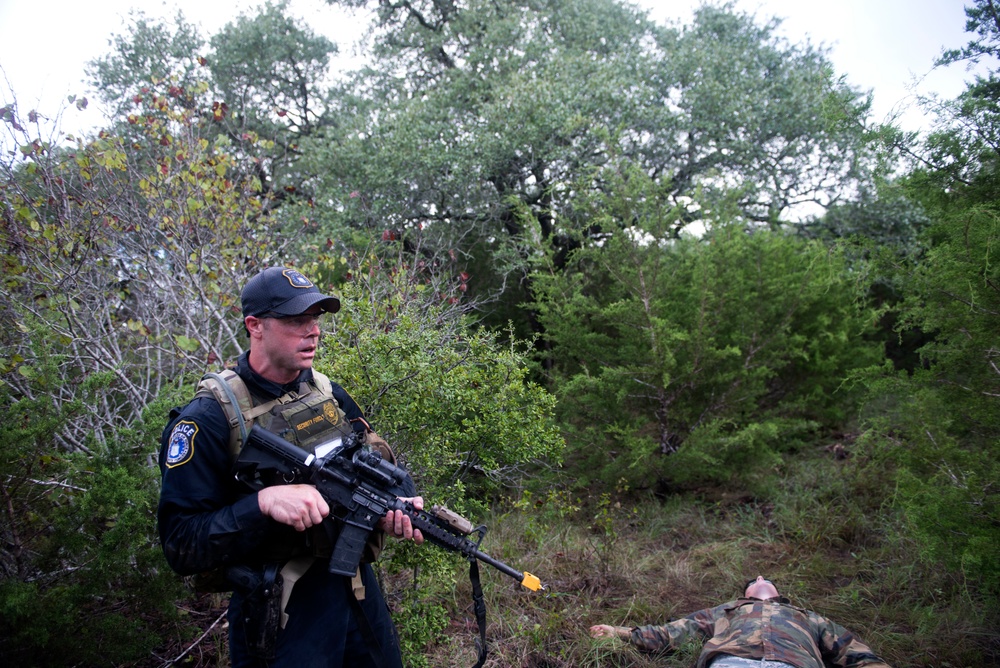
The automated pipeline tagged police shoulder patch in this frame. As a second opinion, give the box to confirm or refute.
[166,420,198,468]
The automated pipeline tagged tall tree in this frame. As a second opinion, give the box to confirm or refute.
[856,0,1000,594]
[316,0,877,335]
[86,9,207,119]
[87,1,339,207]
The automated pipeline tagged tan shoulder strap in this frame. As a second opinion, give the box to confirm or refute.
[196,370,258,461]
[311,369,333,397]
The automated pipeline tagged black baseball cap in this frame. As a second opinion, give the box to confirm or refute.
[241,267,341,318]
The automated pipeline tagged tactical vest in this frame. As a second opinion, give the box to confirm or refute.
[192,368,382,595]
[195,368,356,461]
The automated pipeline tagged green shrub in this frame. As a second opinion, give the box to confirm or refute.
[0,324,187,665]
[318,276,565,501]
[533,176,877,490]
[855,199,1000,595]
[668,417,802,488]
[314,272,565,660]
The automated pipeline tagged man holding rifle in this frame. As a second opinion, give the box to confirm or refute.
[158,266,423,668]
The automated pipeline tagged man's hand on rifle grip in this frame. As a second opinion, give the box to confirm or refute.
[257,484,330,531]
[380,496,425,544]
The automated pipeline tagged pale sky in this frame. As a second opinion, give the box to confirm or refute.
[0,0,984,140]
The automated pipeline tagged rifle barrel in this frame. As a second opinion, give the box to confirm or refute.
[473,549,544,591]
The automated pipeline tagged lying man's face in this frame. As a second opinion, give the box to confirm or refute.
[744,576,780,600]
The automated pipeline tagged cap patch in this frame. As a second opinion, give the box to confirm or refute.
[166,420,198,468]
[282,269,314,289]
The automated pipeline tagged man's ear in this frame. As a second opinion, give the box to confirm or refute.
[244,315,265,338]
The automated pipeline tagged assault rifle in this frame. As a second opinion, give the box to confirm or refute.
[234,424,545,593]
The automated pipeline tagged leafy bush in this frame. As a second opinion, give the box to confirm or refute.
[318,274,564,500]
[855,186,1000,595]
[668,417,808,490]
[0,88,306,457]
[533,174,877,490]
[312,268,564,660]
[0,320,187,665]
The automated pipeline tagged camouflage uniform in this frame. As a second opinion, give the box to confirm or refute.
[629,596,891,668]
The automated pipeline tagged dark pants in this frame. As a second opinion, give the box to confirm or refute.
[229,561,403,668]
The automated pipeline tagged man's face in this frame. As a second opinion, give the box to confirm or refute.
[246,306,326,383]
[744,576,780,600]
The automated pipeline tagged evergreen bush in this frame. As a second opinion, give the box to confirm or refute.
[533,173,877,490]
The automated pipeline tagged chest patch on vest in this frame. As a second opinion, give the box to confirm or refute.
[283,395,344,447]
[166,420,198,468]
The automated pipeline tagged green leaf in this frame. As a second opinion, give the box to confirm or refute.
[174,335,200,352]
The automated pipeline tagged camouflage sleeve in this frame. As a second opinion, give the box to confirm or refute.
[629,603,723,653]
[813,611,892,668]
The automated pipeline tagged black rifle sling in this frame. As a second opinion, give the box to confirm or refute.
[344,576,389,668]
[470,560,488,668]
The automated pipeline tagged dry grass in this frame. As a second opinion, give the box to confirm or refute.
[414,447,1000,668]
